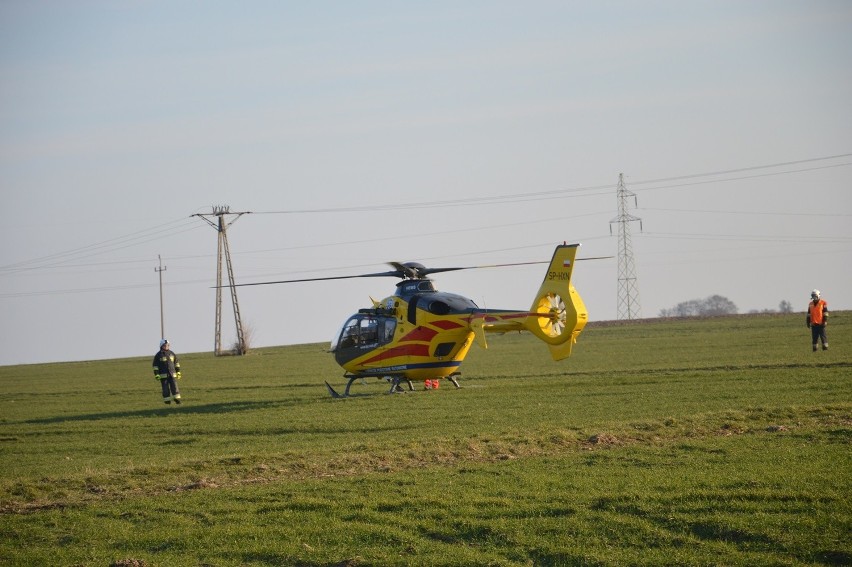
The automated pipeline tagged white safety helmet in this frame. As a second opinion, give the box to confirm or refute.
[810,289,820,300]
[160,338,169,347]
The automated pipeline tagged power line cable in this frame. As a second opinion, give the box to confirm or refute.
[628,153,852,186]
[0,276,216,299]
[633,162,852,194]
[251,184,613,214]
[4,153,849,295]
[6,153,847,272]
[229,210,612,257]
[640,207,852,218]
[0,218,202,274]
[640,231,852,243]
[248,153,851,215]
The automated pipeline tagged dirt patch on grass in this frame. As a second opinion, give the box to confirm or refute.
[588,433,620,446]
[3,404,848,515]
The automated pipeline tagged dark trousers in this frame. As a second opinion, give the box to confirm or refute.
[160,377,180,400]
[810,325,828,348]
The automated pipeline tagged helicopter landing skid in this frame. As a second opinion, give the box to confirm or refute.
[325,381,347,399]
[324,374,407,398]
[447,372,462,389]
[326,372,461,398]
[325,374,369,398]
[387,376,416,394]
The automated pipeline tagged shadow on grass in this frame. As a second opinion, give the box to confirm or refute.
[22,400,290,425]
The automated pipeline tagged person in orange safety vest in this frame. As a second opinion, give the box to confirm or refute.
[805,289,829,352]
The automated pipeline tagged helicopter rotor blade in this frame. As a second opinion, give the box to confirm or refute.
[217,256,613,288]
[425,260,546,274]
[418,256,613,276]
[220,271,401,288]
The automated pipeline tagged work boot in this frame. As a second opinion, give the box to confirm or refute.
[813,345,818,352]
[823,345,829,351]
[174,397,182,404]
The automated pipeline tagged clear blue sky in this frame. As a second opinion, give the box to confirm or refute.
[2,1,851,365]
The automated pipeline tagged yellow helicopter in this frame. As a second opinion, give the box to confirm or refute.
[235,243,589,396]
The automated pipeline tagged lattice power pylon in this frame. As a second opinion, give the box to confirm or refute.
[193,206,250,356]
[609,173,642,320]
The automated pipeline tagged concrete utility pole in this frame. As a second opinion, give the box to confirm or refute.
[155,255,167,339]
[609,173,642,320]
[193,206,251,356]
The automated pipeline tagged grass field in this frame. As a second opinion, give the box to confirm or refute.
[1,313,849,566]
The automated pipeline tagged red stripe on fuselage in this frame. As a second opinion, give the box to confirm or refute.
[362,344,430,365]
[399,326,438,342]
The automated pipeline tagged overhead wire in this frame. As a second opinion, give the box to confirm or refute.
[626,153,852,186]
[229,235,614,284]
[248,152,852,215]
[237,153,852,276]
[0,217,203,274]
[640,207,852,218]
[3,152,849,297]
[631,162,852,194]
[232,210,612,258]
[7,151,847,270]
[249,183,614,214]
[0,277,214,299]
[640,231,852,243]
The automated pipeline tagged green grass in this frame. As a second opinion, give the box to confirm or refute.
[1,313,849,566]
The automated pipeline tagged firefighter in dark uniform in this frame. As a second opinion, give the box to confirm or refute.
[153,339,182,404]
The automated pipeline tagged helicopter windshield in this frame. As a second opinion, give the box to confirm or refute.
[330,313,397,352]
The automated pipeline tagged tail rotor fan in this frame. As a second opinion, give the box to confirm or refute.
[537,293,567,338]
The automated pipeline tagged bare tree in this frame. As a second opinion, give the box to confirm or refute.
[230,322,254,355]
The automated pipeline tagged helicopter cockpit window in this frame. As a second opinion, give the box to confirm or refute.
[359,317,379,345]
[332,314,397,352]
[336,318,360,349]
[381,318,396,343]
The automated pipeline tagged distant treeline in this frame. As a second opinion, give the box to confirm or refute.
[659,295,795,318]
